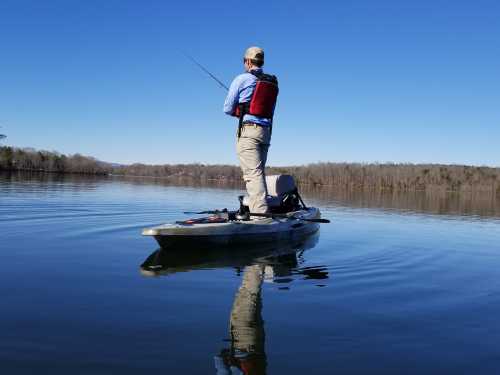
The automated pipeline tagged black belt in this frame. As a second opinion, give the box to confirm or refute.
[242,121,269,127]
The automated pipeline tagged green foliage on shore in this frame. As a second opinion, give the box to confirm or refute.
[1,146,499,193]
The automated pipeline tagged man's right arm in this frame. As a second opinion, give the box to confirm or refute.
[223,76,242,116]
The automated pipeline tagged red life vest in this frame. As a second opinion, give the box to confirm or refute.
[232,71,279,120]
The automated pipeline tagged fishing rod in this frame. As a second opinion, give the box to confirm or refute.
[184,210,330,223]
[181,51,229,91]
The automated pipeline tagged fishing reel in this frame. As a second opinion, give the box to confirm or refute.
[236,195,250,221]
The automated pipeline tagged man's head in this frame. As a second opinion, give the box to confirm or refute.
[243,46,264,71]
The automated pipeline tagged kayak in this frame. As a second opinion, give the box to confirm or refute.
[142,207,322,249]
[141,174,327,249]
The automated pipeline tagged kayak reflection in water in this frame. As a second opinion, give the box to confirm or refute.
[140,234,329,375]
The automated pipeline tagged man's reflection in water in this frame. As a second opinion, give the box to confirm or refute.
[140,234,328,375]
[215,264,267,374]
[215,250,325,375]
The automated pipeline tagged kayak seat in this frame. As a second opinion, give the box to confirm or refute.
[265,175,296,196]
[242,175,302,212]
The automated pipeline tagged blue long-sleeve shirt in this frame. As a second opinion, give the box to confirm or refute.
[223,68,272,126]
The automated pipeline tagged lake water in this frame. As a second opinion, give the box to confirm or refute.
[1,172,500,374]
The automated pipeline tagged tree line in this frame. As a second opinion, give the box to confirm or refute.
[1,146,499,194]
[0,146,109,174]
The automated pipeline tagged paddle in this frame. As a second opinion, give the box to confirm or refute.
[183,210,330,223]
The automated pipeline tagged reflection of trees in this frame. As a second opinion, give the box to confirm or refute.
[0,171,104,194]
[301,186,500,218]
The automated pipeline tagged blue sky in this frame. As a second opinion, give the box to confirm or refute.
[0,0,498,166]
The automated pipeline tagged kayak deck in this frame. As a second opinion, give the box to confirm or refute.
[142,207,321,248]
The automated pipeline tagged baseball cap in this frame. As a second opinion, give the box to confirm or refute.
[244,46,264,63]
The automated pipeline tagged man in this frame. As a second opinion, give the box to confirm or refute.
[223,46,279,215]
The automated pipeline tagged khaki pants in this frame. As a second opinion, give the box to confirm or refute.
[236,124,271,213]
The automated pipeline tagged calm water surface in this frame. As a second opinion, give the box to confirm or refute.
[1,173,500,374]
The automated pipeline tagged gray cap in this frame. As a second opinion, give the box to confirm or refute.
[244,46,264,63]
